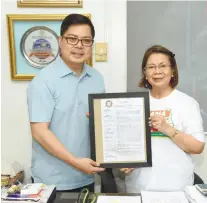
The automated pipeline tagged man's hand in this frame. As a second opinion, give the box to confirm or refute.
[120,168,134,174]
[86,112,90,117]
[73,158,105,174]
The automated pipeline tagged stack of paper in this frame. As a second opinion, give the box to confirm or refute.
[97,195,141,203]
[184,186,207,203]
[141,191,189,203]
[21,183,43,195]
[1,185,56,203]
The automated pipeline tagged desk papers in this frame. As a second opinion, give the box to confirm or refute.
[184,186,207,203]
[97,195,141,203]
[141,191,189,203]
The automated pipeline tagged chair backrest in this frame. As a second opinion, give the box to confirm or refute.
[194,173,204,185]
[100,168,118,193]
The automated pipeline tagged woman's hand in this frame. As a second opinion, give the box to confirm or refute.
[149,115,172,135]
[120,168,134,174]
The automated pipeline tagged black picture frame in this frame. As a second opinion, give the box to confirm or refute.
[88,92,152,168]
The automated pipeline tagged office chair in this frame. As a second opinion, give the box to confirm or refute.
[194,173,204,185]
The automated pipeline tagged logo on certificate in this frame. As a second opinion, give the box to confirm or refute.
[105,100,113,107]
[20,26,59,68]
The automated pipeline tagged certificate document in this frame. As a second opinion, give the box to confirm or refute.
[89,92,152,168]
[101,98,145,162]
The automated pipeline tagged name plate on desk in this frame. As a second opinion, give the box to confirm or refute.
[88,92,152,168]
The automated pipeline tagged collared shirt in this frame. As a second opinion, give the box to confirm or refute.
[27,56,105,190]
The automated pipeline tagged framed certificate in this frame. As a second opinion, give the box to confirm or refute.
[17,0,83,8]
[89,92,152,168]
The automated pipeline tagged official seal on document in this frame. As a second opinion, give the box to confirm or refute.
[20,26,59,68]
[105,100,113,107]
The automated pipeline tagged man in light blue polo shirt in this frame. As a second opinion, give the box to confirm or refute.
[27,14,105,192]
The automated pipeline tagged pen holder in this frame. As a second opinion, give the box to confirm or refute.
[1,171,24,187]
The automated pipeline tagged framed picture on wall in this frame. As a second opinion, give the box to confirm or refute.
[17,0,83,8]
[7,14,92,81]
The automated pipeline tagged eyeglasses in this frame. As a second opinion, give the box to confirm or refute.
[63,36,94,47]
[145,63,171,72]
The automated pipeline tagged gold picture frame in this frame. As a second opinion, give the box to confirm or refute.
[17,0,83,8]
[7,14,92,81]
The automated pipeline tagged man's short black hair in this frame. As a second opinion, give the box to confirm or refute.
[60,13,95,39]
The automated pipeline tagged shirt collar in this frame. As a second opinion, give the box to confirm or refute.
[56,56,92,78]
[82,63,93,77]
